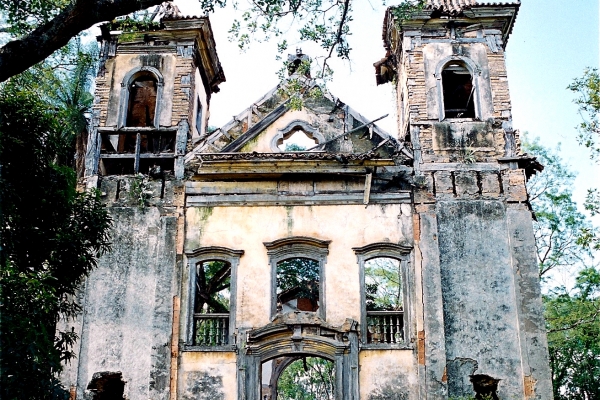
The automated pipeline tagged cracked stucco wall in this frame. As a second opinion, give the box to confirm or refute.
[60,178,180,400]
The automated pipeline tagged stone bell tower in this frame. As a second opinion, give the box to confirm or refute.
[376,1,553,398]
[85,9,225,180]
[63,10,225,400]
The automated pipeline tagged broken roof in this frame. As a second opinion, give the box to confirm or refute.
[381,0,520,51]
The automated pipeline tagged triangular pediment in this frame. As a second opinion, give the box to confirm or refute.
[185,80,413,164]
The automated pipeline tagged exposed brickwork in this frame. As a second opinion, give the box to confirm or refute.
[413,169,528,205]
[172,57,195,126]
[93,68,111,126]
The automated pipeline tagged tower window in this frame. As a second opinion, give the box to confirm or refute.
[126,73,157,127]
[442,63,475,119]
[195,96,203,137]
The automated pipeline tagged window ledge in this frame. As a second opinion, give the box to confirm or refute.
[182,344,236,352]
[360,343,413,351]
[441,117,478,123]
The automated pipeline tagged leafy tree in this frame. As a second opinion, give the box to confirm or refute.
[569,68,600,162]
[195,260,231,314]
[524,136,600,399]
[277,357,335,400]
[277,257,320,305]
[523,135,595,280]
[0,87,112,398]
[365,257,403,311]
[544,268,600,399]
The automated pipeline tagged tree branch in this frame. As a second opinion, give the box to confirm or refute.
[320,0,350,78]
[0,0,163,82]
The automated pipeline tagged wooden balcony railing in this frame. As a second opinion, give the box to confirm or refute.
[366,311,404,344]
[193,313,229,346]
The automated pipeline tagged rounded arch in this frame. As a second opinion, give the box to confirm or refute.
[353,242,412,347]
[434,55,482,120]
[118,66,165,128]
[184,246,244,347]
[434,55,481,79]
[264,236,330,318]
[121,66,164,88]
[241,319,360,400]
[352,242,412,260]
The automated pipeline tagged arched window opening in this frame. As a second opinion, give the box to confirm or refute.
[276,258,320,313]
[126,73,157,127]
[261,356,335,400]
[364,257,404,345]
[442,63,475,119]
[278,129,318,152]
[193,260,231,346]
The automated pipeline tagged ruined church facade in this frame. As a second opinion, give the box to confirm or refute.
[62,1,554,399]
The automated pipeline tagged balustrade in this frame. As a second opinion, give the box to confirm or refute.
[366,311,404,344]
[193,313,229,346]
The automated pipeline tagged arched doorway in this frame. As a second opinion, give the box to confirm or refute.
[262,355,335,400]
[237,313,359,400]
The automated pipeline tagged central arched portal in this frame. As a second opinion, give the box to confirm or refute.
[237,313,359,400]
[262,355,335,399]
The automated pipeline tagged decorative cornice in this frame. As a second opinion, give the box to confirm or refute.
[185,246,244,259]
[264,236,331,252]
[352,242,413,256]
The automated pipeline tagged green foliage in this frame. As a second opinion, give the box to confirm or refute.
[195,260,231,314]
[0,88,112,398]
[545,268,600,399]
[525,135,600,399]
[284,143,307,151]
[568,68,600,161]
[523,135,596,279]
[128,174,152,209]
[0,0,69,35]
[277,258,320,303]
[103,15,161,33]
[277,357,335,400]
[365,257,403,311]
[390,0,426,22]
[3,38,98,172]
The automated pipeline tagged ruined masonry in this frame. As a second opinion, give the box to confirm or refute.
[62,1,553,398]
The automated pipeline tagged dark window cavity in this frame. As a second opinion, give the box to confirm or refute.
[86,371,125,400]
[442,63,475,119]
[193,260,231,346]
[195,96,203,136]
[126,73,157,127]
[276,257,320,313]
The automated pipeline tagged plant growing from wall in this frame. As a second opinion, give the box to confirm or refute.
[128,174,152,208]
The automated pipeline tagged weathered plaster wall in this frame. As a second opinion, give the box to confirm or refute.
[359,350,418,400]
[436,200,524,398]
[506,206,553,399]
[178,352,237,400]
[239,109,313,152]
[62,178,180,400]
[184,203,413,329]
